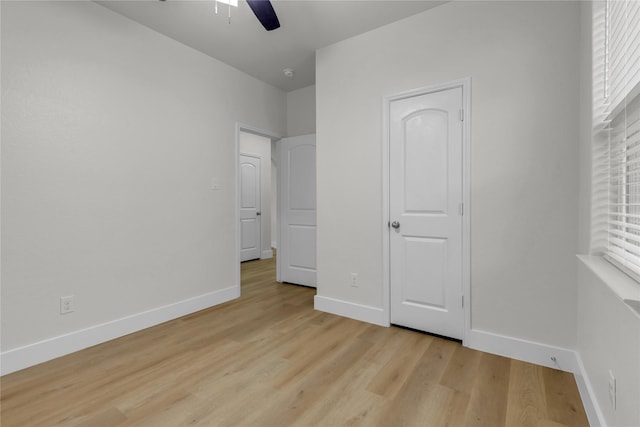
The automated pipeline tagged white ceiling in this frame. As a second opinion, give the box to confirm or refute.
[96,0,445,92]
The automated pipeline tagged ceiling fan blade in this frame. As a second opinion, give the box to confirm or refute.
[246,0,280,31]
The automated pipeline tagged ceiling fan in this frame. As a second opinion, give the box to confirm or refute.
[246,0,280,31]
[159,0,280,31]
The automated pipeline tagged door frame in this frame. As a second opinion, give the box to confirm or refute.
[235,123,282,290]
[381,78,471,342]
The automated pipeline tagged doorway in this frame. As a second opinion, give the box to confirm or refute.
[235,126,318,294]
[239,154,261,262]
[238,129,275,263]
[383,80,471,340]
[236,125,280,293]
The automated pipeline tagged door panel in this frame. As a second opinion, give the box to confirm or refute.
[288,144,316,210]
[239,155,261,262]
[403,237,447,309]
[241,163,258,207]
[288,225,316,269]
[404,110,449,213]
[390,87,463,339]
[278,135,316,287]
[241,219,258,250]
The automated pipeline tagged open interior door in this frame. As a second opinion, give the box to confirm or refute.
[277,134,316,287]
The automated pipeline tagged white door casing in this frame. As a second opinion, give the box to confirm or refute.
[388,84,466,340]
[277,134,317,287]
[239,154,261,262]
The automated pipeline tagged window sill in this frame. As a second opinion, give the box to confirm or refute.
[577,255,640,319]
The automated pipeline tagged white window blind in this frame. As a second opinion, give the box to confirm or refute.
[594,0,640,280]
[606,93,640,278]
[606,0,640,115]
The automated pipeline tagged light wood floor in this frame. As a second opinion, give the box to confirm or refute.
[1,256,588,427]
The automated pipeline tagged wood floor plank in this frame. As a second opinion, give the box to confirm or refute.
[413,337,459,385]
[464,352,511,426]
[543,367,590,427]
[0,256,589,427]
[74,407,128,427]
[506,359,550,427]
[292,339,389,426]
[260,338,375,426]
[376,339,457,427]
[440,344,483,394]
[366,332,433,399]
[272,318,364,390]
[442,388,473,427]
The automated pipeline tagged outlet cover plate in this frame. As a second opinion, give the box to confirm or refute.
[60,295,75,314]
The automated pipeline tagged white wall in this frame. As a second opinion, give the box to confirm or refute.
[578,1,593,256]
[575,3,640,426]
[316,1,580,348]
[1,1,285,358]
[577,259,640,427]
[239,132,273,258]
[286,85,316,137]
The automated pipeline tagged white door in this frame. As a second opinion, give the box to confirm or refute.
[389,87,464,339]
[278,134,316,287]
[240,154,261,262]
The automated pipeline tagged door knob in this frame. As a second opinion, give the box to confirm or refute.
[391,221,400,229]
[256,212,261,216]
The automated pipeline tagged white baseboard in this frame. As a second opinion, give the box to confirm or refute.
[574,352,607,427]
[0,285,240,376]
[464,328,578,372]
[261,249,273,259]
[314,295,389,327]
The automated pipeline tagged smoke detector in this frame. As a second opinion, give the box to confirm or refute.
[283,68,294,78]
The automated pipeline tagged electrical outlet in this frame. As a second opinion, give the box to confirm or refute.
[609,370,616,410]
[351,273,358,287]
[60,295,75,315]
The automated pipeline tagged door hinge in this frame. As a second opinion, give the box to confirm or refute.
[459,109,465,122]
[459,202,464,216]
